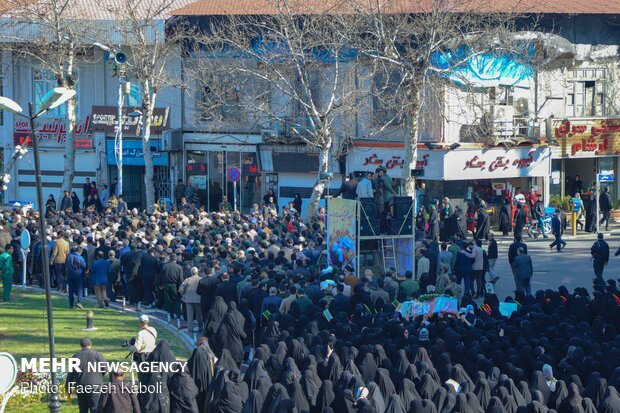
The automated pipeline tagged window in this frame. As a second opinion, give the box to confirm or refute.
[566,68,605,117]
[567,81,604,116]
[293,69,322,121]
[199,75,244,122]
[373,70,403,126]
[33,70,79,118]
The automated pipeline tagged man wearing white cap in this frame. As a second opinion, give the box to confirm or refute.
[127,314,157,361]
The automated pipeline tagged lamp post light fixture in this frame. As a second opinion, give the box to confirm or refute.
[0,87,76,413]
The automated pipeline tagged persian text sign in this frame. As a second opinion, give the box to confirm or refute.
[327,198,357,271]
[91,106,169,135]
[553,118,620,158]
[13,117,93,149]
[446,147,551,180]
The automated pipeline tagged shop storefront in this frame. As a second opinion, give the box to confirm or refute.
[347,142,552,220]
[184,134,262,213]
[92,106,171,209]
[549,118,620,202]
[257,144,341,217]
[105,139,169,209]
[12,116,96,206]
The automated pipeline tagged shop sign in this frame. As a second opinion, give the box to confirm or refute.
[553,118,620,158]
[106,140,168,167]
[242,163,260,177]
[186,163,207,175]
[13,117,93,149]
[361,153,406,170]
[347,146,443,177]
[446,147,551,180]
[188,175,207,189]
[91,106,169,135]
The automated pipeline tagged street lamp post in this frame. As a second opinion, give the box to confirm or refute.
[93,43,128,197]
[0,88,76,413]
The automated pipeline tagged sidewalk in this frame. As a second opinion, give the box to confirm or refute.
[493,221,620,244]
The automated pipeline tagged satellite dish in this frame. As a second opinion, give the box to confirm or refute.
[21,229,30,250]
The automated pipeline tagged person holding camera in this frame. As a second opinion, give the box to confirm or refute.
[124,314,157,362]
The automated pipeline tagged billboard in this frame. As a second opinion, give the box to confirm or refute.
[327,198,357,271]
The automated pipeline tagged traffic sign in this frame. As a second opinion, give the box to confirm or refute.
[20,229,30,250]
[227,167,241,182]
[597,173,614,183]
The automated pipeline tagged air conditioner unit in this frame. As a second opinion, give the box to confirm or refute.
[169,130,183,151]
[261,129,278,140]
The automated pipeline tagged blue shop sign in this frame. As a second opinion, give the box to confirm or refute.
[106,140,169,167]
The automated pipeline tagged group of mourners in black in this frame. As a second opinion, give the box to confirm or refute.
[154,277,620,413]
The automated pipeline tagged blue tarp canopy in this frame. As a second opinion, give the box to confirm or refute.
[431,46,534,87]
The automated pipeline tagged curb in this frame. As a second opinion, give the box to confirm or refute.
[19,285,195,353]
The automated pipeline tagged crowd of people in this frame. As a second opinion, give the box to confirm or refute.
[1,177,620,413]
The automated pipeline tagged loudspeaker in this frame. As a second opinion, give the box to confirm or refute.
[393,196,413,217]
[359,198,376,219]
[390,218,414,236]
[361,218,380,236]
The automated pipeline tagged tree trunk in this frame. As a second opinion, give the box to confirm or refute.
[61,50,76,195]
[305,144,330,221]
[402,83,421,202]
[142,83,156,212]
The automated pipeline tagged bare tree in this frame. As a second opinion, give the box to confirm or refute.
[109,0,189,211]
[190,3,364,219]
[353,0,531,195]
[1,0,98,194]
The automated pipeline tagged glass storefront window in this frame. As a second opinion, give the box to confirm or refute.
[186,150,261,213]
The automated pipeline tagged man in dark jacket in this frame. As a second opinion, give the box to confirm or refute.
[454,242,475,296]
[330,283,351,314]
[60,190,72,211]
[599,186,613,231]
[196,269,219,316]
[591,233,610,279]
[66,337,106,413]
[139,248,160,308]
[513,247,533,296]
[508,236,527,293]
[549,209,566,253]
[66,246,87,309]
[158,254,184,317]
[333,173,358,200]
[214,272,238,306]
[533,194,548,238]
[120,244,142,304]
[96,371,141,413]
[290,288,313,319]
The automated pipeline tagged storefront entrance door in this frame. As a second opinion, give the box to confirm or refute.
[124,166,144,209]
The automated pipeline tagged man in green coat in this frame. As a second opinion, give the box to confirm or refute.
[1,244,15,302]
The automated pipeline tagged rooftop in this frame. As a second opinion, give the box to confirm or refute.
[172,0,620,16]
